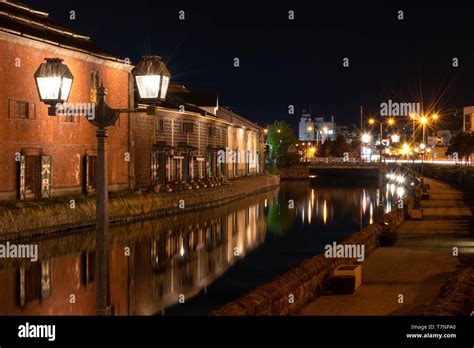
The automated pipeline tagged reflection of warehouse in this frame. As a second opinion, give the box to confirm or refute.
[0,197,269,315]
[137,202,266,314]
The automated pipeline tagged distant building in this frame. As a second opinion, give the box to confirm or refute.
[335,125,358,143]
[298,111,335,144]
[463,106,474,132]
[428,130,452,146]
[298,112,315,141]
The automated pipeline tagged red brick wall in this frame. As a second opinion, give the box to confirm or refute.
[132,110,228,188]
[0,37,130,199]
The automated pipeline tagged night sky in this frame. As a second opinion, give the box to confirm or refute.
[21,1,474,128]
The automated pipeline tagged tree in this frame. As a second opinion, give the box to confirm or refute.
[351,139,362,152]
[266,121,299,167]
[330,134,352,157]
[447,132,474,159]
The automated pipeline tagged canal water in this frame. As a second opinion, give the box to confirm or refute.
[0,180,401,316]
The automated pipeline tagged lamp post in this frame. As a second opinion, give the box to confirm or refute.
[35,55,170,315]
[420,116,428,146]
[369,117,395,221]
[420,142,426,181]
[432,113,438,138]
[409,112,416,140]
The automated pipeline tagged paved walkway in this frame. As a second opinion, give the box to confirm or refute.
[298,178,473,315]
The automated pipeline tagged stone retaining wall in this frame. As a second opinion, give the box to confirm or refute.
[423,268,474,316]
[278,165,309,180]
[0,175,280,239]
[210,208,406,316]
[421,164,474,192]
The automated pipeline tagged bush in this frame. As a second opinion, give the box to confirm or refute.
[379,232,398,246]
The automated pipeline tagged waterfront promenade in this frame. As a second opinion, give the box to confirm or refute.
[298,178,473,315]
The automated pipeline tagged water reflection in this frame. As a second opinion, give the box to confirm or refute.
[0,180,404,315]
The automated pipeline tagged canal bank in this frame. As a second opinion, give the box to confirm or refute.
[297,178,473,316]
[0,175,280,239]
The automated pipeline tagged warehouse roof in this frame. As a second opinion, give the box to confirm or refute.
[0,0,127,63]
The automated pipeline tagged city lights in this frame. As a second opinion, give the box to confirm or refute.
[361,133,371,143]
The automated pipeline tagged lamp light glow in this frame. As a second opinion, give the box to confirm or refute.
[34,58,74,105]
[132,56,171,101]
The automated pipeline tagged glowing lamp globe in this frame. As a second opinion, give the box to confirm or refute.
[34,58,73,106]
[132,56,171,102]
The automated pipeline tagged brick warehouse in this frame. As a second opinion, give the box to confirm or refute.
[132,85,264,190]
[0,0,265,201]
[0,0,132,200]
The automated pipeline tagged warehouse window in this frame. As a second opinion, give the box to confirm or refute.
[157,119,164,132]
[16,101,28,118]
[182,122,193,133]
[9,99,35,119]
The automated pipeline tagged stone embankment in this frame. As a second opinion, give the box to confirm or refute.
[210,207,406,315]
[423,268,474,316]
[297,178,473,316]
[422,164,474,192]
[278,165,310,180]
[0,175,280,239]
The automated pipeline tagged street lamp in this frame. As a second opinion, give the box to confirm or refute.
[35,56,170,315]
[361,133,371,144]
[401,142,410,155]
[420,115,428,141]
[132,55,170,101]
[420,143,426,180]
[34,58,73,106]
[409,112,416,140]
[432,113,439,138]
[368,117,395,145]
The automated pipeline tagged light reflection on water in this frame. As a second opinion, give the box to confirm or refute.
[0,180,404,315]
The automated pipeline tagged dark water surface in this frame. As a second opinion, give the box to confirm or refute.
[0,180,394,315]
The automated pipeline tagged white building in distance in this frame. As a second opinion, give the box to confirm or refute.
[298,111,336,144]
